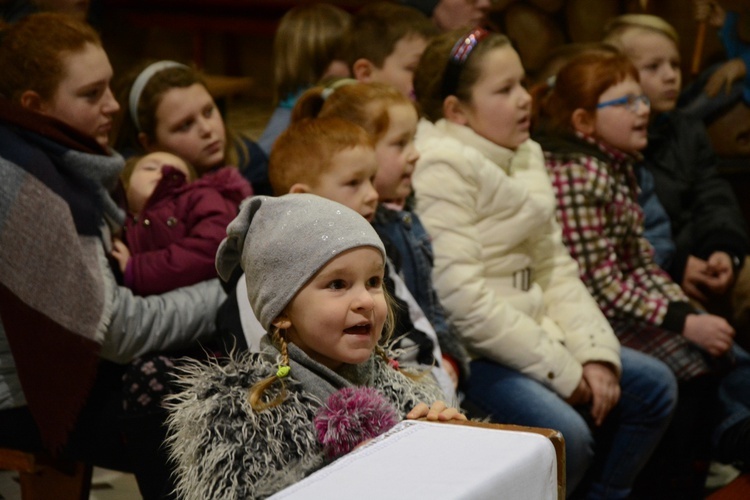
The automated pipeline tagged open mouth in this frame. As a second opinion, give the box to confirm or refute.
[344,323,371,335]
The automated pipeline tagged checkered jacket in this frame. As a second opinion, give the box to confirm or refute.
[538,133,710,380]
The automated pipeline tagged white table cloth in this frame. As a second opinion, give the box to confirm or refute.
[270,420,558,500]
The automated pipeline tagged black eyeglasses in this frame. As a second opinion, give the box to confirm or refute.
[596,94,650,112]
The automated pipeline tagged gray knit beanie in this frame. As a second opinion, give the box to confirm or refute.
[216,193,386,330]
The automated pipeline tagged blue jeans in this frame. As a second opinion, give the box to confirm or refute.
[713,344,750,447]
[465,347,676,499]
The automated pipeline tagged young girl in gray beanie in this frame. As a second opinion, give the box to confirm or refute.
[166,193,464,500]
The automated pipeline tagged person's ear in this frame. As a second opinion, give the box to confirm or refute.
[352,58,375,82]
[289,183,312,194]
[138,132,155,152]
[19,90,44,113]
[571,108,596,135]
[443,95,469,125]
[272,315,292,330]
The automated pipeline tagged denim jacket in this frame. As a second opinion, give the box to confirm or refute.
[635,164,675,270]
[372,203,469,381]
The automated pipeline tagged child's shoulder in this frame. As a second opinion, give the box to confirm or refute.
[188,167,253,202]
[415,120,487,167]
[365,356,447,411]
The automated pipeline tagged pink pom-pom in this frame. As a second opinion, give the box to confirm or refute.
[314,387,400,459]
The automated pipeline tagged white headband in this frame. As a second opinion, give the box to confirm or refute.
[128,61,188,132]
[320,78,358,100]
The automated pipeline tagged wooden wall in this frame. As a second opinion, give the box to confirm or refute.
[99,0,728,99]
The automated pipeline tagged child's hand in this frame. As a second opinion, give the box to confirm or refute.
[564,377,592,407]
[682,255,712,301]
[407,401,467,422]
[683,313,735,357]
[582,362,621,427]
[694,0,726,27]
[704,59,747,97]
[705,251,735,294]
[111,238,131,273]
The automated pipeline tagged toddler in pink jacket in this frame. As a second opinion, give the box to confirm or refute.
[113,151,252,295]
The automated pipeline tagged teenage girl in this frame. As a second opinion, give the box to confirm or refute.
[167,193,464,499]
[412,28,677,498]
[113,60,269,194]
[534,50,750,495]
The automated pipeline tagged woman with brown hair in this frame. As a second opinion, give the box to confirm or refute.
[0,12,224,499]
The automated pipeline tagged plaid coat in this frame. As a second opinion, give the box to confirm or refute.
[538,132,711,380]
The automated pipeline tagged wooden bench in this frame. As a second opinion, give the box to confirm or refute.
[0,448,92,500]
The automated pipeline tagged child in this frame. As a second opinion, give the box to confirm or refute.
[166,193,464,499]
[412,28,677,498]
[112,151,252,296]
[257,3,352,156]
[533,50,750,495]
[267,116,457,396]
[347,2,438,99]
[689,1,750,162]
[113,60,272,195]
[603,15,749,323]
[694,0,750,105]
[530,41,678,272]
[293,80,470,389]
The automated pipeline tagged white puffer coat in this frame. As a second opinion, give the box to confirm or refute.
[412,119,621,397]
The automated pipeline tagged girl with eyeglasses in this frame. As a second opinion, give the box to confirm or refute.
[534,50,750,497]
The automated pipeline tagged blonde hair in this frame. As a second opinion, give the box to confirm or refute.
[273,3,352,103]
[414,29,512,122]
[120,153,197,193]
[268,116,373,196]
[602,14,680,50]
[248,290,399,412]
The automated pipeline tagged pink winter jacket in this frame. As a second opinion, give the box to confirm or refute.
[123,166,252,295]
